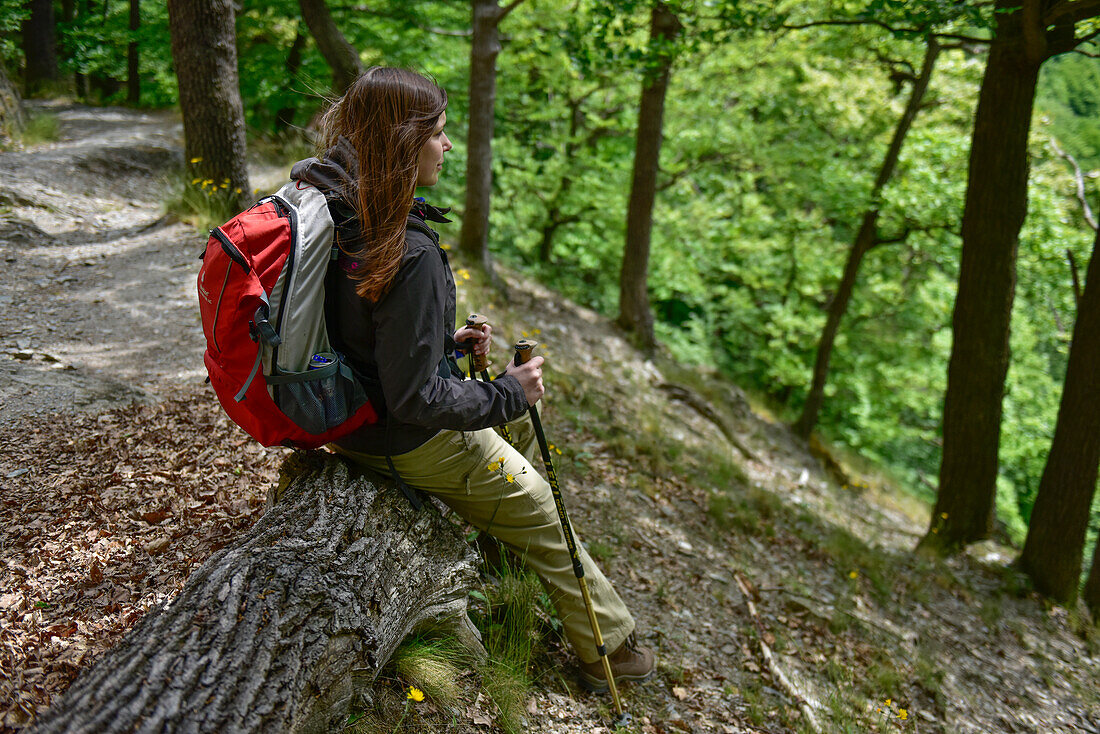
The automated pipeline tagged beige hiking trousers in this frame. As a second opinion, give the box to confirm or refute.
[331,415,635,664]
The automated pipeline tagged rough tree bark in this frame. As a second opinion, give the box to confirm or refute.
[458,0,528,276]
[792,38,940,440]
[29,452,480,734]
[21,0,60,96]
[167,0,251,212]
[922,0,1043,551]
[127,0,140,105]
[1018,224,1100,603]
[617,1,681,353]
[923,0,1100,552]
[298,0,363,96]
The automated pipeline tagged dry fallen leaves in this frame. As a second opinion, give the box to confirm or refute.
[0,386,284,732]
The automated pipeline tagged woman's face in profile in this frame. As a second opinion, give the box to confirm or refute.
[416,112,452,187]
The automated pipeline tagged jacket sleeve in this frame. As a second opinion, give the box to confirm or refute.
[373,246,528,430]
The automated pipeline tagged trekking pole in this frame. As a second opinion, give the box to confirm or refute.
[465,313,514,446]
[514,339,630,728]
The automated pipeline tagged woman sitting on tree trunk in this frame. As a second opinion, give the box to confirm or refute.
[288,66,654,693]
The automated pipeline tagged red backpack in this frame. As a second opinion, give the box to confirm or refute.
[197,181,378,448]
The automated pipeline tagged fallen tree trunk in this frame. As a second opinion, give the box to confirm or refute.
[30,451,481,734]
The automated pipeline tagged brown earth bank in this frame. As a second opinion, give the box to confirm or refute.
[1,104,1098,734]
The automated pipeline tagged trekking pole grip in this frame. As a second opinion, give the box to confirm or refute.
[513,338,538,366]
[465,313,491,372]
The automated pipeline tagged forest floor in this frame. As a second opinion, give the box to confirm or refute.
[1,104,1099,734]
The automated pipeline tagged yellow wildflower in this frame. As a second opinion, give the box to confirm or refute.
[898,709,908,720]
[190,156,202,163]
[487,461,500,472]
[884,698,892,706]
[849,570,859,579]
[940,512,948,520]
[505,473,515,484]
[407,686,424,702]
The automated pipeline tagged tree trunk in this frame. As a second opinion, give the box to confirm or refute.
[127,0,140,105]
[458,0,504,275]
[0,64,25,146]
[28,452,481,734]
[921,1,1043,552]
[793,39,940,440]
[21,0,60,96]
[1018,225,1100,602]
[617,1,681,353]
[538,96,586,263]
[298,0,363,95]
[167,0,251,212]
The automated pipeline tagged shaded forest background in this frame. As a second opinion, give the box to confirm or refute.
[3,0,1100,602]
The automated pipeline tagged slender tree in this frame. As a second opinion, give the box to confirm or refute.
[922,0,1100,551]
[167,0,250,212]
[127,0,140,104]
[793,37,941,439]
[21,0,60,95]
[1017,219,1100,602]
[458,0,528,275]
[275,26,308,132]
[298,0,362,95]
[617,1,681,352]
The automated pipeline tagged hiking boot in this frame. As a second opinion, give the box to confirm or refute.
[578,633,655,692]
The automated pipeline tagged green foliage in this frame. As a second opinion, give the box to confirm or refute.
[475,5,1098,554]
[0,3,28,70]
[1037,55,1100,173]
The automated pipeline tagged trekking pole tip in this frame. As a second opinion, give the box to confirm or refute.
[612,712,633,729]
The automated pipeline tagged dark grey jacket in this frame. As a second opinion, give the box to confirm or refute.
[290,140,528,455]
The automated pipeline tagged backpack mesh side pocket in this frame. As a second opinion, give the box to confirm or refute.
[266,355,368,435]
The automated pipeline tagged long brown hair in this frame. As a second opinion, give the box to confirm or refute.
[319,67,447,301]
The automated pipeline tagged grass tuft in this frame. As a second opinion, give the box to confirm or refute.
[15,111,60,147]
[389,635,471,711]
[475,561,544,734]
[161,172,245,232]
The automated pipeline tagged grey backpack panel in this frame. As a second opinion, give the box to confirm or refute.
[267,182,336,376]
